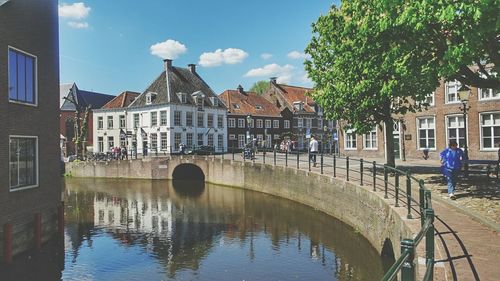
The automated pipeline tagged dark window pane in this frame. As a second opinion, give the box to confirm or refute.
[484,138,492,148]
[8,50,17,100]
[17,54,26,101]
[26,57,34,103]
[429,139,435,148]
[10,139,18,187]
[494,127,500,137]
[448,129,456,138]
[483,127,491,137]
[428,130,435,138]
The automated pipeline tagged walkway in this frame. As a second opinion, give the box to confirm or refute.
[216,151,499,281]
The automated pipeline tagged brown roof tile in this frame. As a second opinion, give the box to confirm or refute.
[219,88,282,117]
[275,84,315,113]
[102,91,140,109]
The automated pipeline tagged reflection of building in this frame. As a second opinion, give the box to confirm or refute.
[0,0,61,262]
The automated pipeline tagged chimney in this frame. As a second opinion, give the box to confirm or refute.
[270,77,277,84]
[188,64,196,73]
[237,85,245,94]
[163,59,172,70]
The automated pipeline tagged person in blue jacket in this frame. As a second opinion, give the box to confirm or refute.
[439,140,464,199]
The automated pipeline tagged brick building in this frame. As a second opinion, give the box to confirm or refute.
[219,85,293,149]
[0,0,61,261]
[338,79,500,161]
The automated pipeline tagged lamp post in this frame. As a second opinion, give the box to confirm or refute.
[246,115,252,146]
[323,125,329,154]
[458,84,471,175]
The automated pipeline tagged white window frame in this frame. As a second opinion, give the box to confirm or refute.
[445,80,461,104]
[344,129,357,150]
[150,112,158,127]
[265,120,272,129]
[297,118,303,128]
[119,115,126,129]
[174,111,182,126]
[160,132,168,150]
[445,114,466,149]
[160,111,167,126]
[238,134,245,148]
[9,135,39,191]
[256,119,263,128]
[97,116,103,130]
[417,117,436,150]
[186,111,193,127]
[133,113,140,128]
[480,112,500,150]
[478,71,499,100]
[273,120,279,128]
[217,134,224,151]
[207,113,214,128]
[228,118,236,128]
[238,118,245,128]
[284,120,290,129]
[107,116,113,129]
[363,127,377,150]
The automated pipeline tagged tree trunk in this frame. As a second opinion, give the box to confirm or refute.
[384,118,395,167]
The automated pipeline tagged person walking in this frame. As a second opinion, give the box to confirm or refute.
[309,136,319,167]
[439,140,464,200]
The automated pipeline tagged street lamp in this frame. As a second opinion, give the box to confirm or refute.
[458,84,471,175]
[323,125,329,154]
[246,115,252,146]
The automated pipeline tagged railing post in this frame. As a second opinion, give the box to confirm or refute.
[346,156,350,181]
[320,149,324,174]
[401,239,415,281]
[285,149,288,167]
[263,149,266,164]
[232,145,235,161]
[308,148,311,172]
[372,161,376,191]
[425,190,432,210]
[395,172,400,207]
[360,159,364,185]
[384,165,389,199]
[297,150,299,169]
[333,154,336,177]
[406,171,413,219]
[274,148,276,166]
[419,180,425,227]
[425,208,435,280]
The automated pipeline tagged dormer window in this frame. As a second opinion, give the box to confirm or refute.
[255,105,263,110]
[210,97,219,107]
[232,103,240,109]
[293,101,303,111]
[192,91,205,111]
[146,92,157,105]
[177,93,187,103]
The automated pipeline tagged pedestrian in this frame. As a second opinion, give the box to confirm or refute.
[309,136,319,167]
[439,140,464,200]
[122,147,128,160]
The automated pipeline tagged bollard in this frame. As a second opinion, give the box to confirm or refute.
[308,149,311,172]
[406,171,413,219]
[360,159,364,186]
[35,213,42,252]
[395,173,400,207]
[263,150,266,164]
[3,222,13,264]
[297,151,299,169]
[232,145,235,161]
[320,150,324,174]
[58,201,65,238]
[333,154,336,177]
[346,156,350,181]
[425,208,435,281]
[384,165,389,199]
[274,148,276,166]
[401,239,415,281]
[285,150,288,167]
[372,161,376,192]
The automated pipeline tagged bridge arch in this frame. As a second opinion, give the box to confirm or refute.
[172,163,205,181]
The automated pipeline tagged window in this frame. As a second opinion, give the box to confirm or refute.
[98,137,104,152]
[293,101,303,111]
[107,116,113,129]
[160,111,167,126]
[133,113,140,128]
[186,133,193,147]
[186,112,193,127]
[297,118,303,128]
[238,118,245,128]
[174,133,182,150]
[305,118,312,128]
[207,114,214,128]
[445,81,461,104]
[256,119,263,128]
[284,120,290,129]
[197,113,204,127]
[257,134,263,144]
[217,115,223,128]
[265,120,272,128]
[446,115,465,148]
[232,103,240,109]
[273,120,279,128]
[208,134,214,147]
[266,134,272,148]
[119,115,126,128]
[249,119,254,128]
[107,136,114,151]
[424,92,435,106]
[210,97,219,107]
[8,48,37,105]
[218,134,224,150]
[160,133,168,150]
[197,133,204,146]
[344,129,357,149]
[98,116,104,130]
[174,111,182,126]
[228,118,236,128]
[9,136,37,190]
[238,134,245,148]
[151,133,158,151]
[196,96,204,111]
[418,117,436,149]
[480,112,500,149]
[146,92,157,105]
[479,71,499,100]
[255,105,263,110]
[318,119,323,129]
[151,112,158,127]
[363,127,377,149]
[178,93,187,103]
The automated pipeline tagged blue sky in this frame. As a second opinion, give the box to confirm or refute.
[59,0,336,96]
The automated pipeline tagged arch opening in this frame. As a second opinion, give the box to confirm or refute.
[381,238,396,272]
[172,164,205,181]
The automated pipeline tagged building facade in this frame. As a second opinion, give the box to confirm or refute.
[93,60,227,155]
[219,85,293,149]
[0,0,61,261]
[263,78,335,150]
[338,79,500,161]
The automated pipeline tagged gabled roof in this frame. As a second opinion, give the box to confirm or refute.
[60,83,74,107]
[272,83,316,113]
[60,84,115,111]
[102,91,140,109]
[129,62,225,109]
[219,87,282,117]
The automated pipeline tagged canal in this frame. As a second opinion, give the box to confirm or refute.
[1,178,391,281]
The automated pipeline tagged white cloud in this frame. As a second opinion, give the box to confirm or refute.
[199,48,249,67]
[244,63,295,84]
[68,21,89,29]
[58,2,91,20]
[287,50,311,60]
[150,39,187,60]
[261,53,273,60]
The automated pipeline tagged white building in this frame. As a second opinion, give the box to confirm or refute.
[93,60,228,155]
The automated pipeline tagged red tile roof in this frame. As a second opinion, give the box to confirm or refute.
[219,89,282,117]
[102,91,140,109]
[275,84,315,113]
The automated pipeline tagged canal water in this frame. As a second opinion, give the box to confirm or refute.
[1,178,390,281]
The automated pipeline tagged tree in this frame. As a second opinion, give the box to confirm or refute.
[250,80,270,95]
[305,0,499,166]
[64,95,90,160]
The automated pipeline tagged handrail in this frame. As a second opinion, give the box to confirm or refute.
[381,249,411,281]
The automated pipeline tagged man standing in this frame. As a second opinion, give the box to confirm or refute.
[309,136,319,167]
[440,140,464,200]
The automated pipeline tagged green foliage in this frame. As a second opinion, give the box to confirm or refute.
[250,80,270,95]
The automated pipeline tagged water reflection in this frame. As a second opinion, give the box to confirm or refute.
[1,178,389,281]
